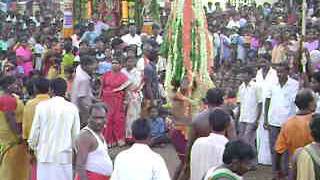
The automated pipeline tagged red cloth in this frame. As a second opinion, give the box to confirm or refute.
[0,94,17,111]
[101,71,128,145]
[31,163,37,180]
[170,128,187,162]
[75,171,110,180]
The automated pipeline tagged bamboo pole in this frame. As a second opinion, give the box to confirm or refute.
[301,0,307,73]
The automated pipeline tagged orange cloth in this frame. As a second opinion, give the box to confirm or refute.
[275,114,314,156]
[271,44,286,64]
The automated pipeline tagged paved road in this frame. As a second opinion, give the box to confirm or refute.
[110,144,273,179]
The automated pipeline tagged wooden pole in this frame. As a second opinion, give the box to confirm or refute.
[302,0,307,37]
[300,0,307,73]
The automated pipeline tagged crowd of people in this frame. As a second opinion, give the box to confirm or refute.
[0,0,320,180]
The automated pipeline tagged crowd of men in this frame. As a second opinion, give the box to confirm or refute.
[1,0,320,180]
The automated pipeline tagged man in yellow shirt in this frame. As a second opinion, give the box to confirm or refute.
[23,78,50,140]
[0,76,29,180]
[293,114,320,180]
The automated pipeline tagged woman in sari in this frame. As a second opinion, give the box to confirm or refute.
[121,56,143,142]
[204,140,255,180]
[15,38,33,77]
[100,59,130,147]
[0,76,29,180]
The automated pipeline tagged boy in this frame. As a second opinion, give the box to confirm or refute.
[148,106,169,147]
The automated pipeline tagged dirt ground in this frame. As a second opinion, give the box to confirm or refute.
[110,144,273,180]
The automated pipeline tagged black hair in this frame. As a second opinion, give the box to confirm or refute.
[152,23,160,30]
[132,119,151,141]
[144,39,160,50]
[310,114,320,142]
[79,40,88,46]
[209,109,231,132]
[223,140,256,164]
[64,40,73,53]
[205,88,225,106]
[278,62,290,72]
[88,22,94,27]
[89,102,108,115]
[0,76,15,90]
[147,106,158,112]
[242,67,255,76]
[34,77,50,94]
[111,38,124,48]
[30,70,41,77]
[64,66,75,74]
[313,71,320,83]
[80,55,97,66]
[50,78,67,97]
[294,89,314,110]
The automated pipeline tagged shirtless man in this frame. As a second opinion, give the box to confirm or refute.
[74,103,113,180]
[176,88,237,180]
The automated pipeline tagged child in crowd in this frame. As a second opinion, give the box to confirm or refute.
[61,40,75,76]
[148,106,170,147]
[64,66,75,101]
[33,35,45,71]
[97,45,112,76]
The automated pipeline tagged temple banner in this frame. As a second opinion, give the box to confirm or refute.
[63,0,73,38]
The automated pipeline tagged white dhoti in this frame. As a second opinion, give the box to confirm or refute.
[125,91,142,139]
[37,162,72,180]
[256,119,272,165]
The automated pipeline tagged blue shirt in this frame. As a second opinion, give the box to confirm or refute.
[97,61,112,75]
[149,117,166,138]
[81,31,98,47]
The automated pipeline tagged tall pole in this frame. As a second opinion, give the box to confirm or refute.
[302,0,307,37]
[300,0,307,73]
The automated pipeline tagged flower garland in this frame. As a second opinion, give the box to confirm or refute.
[162,0,214,105]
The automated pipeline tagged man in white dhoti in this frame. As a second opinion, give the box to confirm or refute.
[255,61,278,165]
[28,78,80,180]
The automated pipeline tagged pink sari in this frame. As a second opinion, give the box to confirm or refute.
[101,71,128,145]
[16,46,33,76]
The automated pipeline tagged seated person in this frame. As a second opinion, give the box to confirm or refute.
[148,106,170,147]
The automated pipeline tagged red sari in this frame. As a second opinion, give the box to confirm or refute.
[101,71,128,145]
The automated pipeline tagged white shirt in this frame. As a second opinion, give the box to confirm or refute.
[30,16,41,27]
[204,166,243,180]
[71,34,80,48]
[137,57,146,73]
[256,68,278,120]
[121,67,142,90]
[238,80,262,123]
[191,133,229,180]
[111,143,171,180]
[71,65,94,108]
[314,92,320,113]
[28,97,80,164]
[256,68,278,88]
[226,19,240,29]
[154,35,163,45]
[121,34,142,55]
[94,21,109,36]
[34,43,45,55]
[267,77,299,127]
